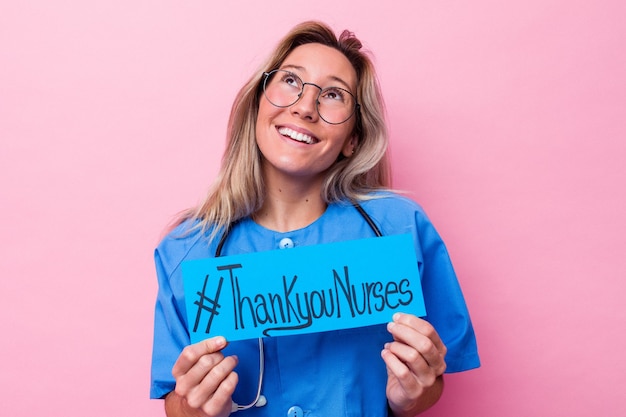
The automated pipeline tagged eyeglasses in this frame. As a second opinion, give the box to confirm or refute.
[262,69,359,125]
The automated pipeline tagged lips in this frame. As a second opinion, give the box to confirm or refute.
[277,126,318,144]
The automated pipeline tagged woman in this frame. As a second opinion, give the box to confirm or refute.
[150,21,480,417]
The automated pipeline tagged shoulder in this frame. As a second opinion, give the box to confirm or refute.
[360,191,425,212]
[358,191,430,222]
[347,191,440,240]
[155,218,216,274]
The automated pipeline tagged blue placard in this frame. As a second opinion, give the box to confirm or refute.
[182,234,425,343]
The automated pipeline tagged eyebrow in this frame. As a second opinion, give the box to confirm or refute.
[280,64,354,92]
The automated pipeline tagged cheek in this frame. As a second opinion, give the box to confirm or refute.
[257,97,277,120]
[255,101,272,141]
[333,124,356,149]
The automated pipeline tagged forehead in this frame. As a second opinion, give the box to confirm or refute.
[280,43,357,90]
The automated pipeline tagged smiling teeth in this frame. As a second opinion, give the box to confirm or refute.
[278,127,315,144]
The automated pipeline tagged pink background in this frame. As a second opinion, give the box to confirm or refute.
[1,1,624,416]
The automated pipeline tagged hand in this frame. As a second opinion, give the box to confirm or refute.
[168,336,239,417]
[382,313,447,416]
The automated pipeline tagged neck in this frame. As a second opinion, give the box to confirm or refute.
[254,171,327,232]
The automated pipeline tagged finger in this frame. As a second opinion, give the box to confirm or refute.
[388,329,445,375]
[200,371,239,416]
[387,314,447,374]
[173,336,228,378]
[381,347,421,397]
[185,355,239,409]
[175,350,226,394]
[384,341,438,387]
[392,313,446,354]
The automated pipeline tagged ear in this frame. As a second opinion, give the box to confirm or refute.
[341,136,357,158]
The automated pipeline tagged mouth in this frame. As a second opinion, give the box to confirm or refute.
[277,126,319,145]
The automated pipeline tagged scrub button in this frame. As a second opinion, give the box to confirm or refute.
[287,406,303,417]
[279,237,294,249]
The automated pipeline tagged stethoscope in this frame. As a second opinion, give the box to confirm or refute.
[215,203,382,412]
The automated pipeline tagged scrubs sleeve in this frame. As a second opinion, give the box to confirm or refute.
[413,209,480,373]
[149,239,192,399]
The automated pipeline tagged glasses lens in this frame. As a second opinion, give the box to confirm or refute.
[264,70,303,107]
[263,69,357,124]
[317,87,356,124]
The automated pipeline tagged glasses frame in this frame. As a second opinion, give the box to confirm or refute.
[262,69,360,125]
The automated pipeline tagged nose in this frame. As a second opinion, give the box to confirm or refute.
[290,83,320,121]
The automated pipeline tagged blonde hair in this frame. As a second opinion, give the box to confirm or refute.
[177,21,391,239]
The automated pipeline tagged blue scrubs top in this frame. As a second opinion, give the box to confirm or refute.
[150,193,480,416]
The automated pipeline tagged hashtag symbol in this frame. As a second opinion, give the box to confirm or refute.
[192,275,224,334]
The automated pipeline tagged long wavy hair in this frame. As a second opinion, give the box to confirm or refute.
[176,21,391,240]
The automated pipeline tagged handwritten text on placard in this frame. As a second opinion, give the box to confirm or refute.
[182,234,425,343]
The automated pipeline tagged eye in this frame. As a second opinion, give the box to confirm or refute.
[321,87,348,102]
[280,72,302,88]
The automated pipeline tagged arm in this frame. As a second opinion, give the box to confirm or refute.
[165,336,239,417]
[382,313,448,416]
